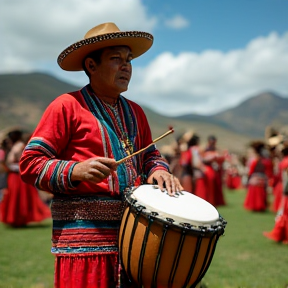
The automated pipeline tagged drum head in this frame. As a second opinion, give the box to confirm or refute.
[131,185,219,226]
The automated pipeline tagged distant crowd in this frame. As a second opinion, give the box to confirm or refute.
[158,129,288,244]
[0,126,287,244]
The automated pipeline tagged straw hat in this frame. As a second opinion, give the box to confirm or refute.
[267,135,283,147]
[57,22,153,71]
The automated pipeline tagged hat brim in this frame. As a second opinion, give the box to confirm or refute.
[268,135,283,146]
[57,31,153,71]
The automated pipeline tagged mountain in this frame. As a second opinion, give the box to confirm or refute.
[1,72,285,153]
[0,72,79,130]
[176,91,288,138]
[210,92,288,137]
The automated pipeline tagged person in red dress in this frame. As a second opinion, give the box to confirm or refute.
[202,135,226,207]
[179,134,195,193]
[244,141,269,212]
[180,134,209,201]
[0,129,51,227]
[224,152,244,190]
[19,23,183,288]
[270,146,288,212]
[263,146,288,244]
[225,164,242,190]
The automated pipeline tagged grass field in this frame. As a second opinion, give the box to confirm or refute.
[0,188,287,288]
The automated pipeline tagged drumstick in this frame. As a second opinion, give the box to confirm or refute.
[116,127,174,165]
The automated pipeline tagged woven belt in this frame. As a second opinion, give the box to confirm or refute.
[51,196,126,221]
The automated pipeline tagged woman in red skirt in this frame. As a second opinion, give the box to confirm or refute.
[263,191,288,244]
[203,135,226,207]
[263,146,288,244]
[244,141,268,212]
[271,147,288,212]
[180,134,208,200]
[0,130,51,227]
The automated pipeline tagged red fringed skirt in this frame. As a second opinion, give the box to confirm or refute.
[0,172,51,226]
[244,186,267,212]
[244,174,267,212]
[54,253,121,288]
[226,173,242,190]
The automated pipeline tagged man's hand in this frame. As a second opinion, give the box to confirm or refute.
[71,157,117,184]
[147,170,183,196]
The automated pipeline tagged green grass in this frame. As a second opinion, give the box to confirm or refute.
[202,189,288,288]
[0,220,54,288]
[0,189,287,288]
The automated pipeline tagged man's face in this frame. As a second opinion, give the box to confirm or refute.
[91,46,133,97]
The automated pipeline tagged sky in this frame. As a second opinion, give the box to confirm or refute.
[1,0,288,116]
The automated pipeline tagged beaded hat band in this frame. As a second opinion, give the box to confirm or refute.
[57,22,153,71]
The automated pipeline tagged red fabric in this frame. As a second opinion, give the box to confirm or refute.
[180,148,209,201]
[0,172,51,226]
[202,150,226,207]
[19,87,169,287]
[262,157,274,187]
[272,181,283,212]
[20,90,168,195]
[179,150,191,167]
[52,227,119,249]
[226,174,242,189]
[54,253,120,288]
[20,87,168,288]
[263,196,288,244]
[271,156,288,212]
[225,166,242,190]
[203,165,216,206]
[214,168,226,206]
[194,177,208,201]
[244,158,267,212]
[244,185,267,211]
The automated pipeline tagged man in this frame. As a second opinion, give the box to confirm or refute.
[20,22,182,288]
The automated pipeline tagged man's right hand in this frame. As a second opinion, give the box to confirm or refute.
[71,157,117,184]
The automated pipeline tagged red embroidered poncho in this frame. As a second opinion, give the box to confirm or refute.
[19,85,170,288]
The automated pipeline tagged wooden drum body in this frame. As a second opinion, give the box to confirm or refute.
[119,185,226,288]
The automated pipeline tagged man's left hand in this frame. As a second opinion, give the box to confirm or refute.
[147,170,183,196]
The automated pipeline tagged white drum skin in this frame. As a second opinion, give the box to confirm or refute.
[131,185,220,226]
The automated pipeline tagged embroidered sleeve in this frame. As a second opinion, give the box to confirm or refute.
[143,145,170,178]
[20,95,78,194]
[21,138,78,193]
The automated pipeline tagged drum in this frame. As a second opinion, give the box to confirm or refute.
[119,184,226,288]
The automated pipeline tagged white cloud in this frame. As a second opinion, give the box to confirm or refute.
[126,31,288,115]
[1,0,287,117]
[164,15,189,29]
[0,0,157,72]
